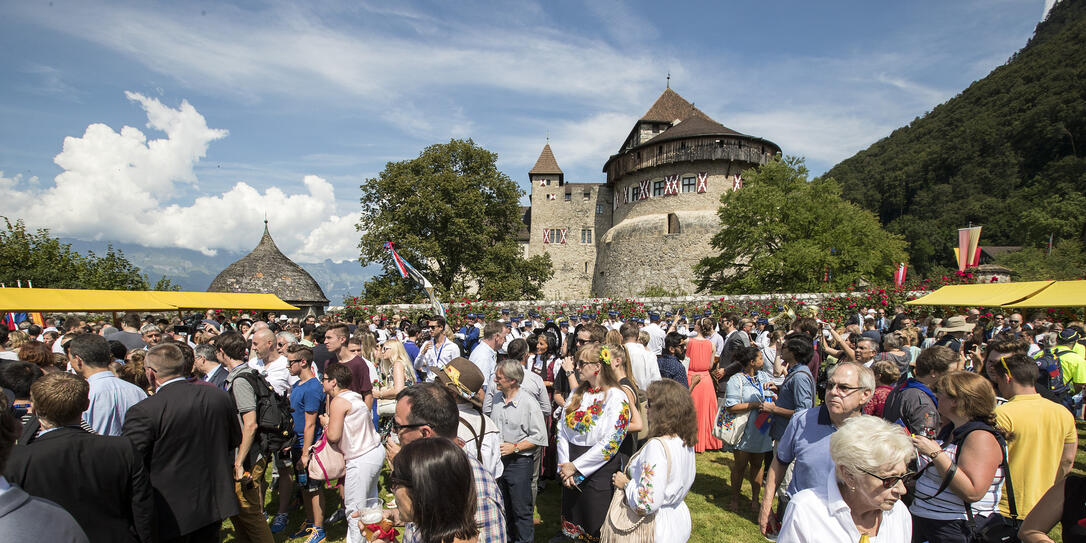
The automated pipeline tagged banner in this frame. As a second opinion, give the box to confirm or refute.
[957,226,982,272]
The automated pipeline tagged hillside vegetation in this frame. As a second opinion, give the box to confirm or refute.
[825,0,1086,276]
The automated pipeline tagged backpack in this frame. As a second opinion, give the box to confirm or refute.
[1036,348,1076,413]
[234,370,296,455]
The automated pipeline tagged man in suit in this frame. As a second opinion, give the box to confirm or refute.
[0,394,89,542]
[123,343,242,543]
[194,343,229,389]
[5,372,154,542]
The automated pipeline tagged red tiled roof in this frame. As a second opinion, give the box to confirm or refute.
[529,144,563,175]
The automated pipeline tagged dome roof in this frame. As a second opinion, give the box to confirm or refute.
[208,223,329,306]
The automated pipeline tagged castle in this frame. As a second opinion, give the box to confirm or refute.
[522,87,781,299]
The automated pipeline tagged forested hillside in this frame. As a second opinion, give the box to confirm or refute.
[825,0,1086,276]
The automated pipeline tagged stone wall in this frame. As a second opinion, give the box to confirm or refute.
[346,291,881,317]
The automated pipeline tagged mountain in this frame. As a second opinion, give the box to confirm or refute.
[824,0,1086,276]
[61,238,380,304]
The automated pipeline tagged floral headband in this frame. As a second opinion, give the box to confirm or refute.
[599,346,613,366]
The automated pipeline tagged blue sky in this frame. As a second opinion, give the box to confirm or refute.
[0,0,1053,264]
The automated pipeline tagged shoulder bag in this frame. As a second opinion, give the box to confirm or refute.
[601,437,673,543]
[308,432,346,489]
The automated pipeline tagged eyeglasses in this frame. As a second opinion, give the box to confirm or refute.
[574,360,600,369]
[287,358,305,365]
[858,467,917,489]
[1009,320,1021,325]
[825,382,864,394]
[429,325,443,329]
[575,338,590,345]
[388,470,411,490]
[391,420,427,434]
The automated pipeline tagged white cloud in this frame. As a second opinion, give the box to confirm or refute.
[0,93,359,263]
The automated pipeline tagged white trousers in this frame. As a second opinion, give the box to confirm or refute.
[344,444,385,543]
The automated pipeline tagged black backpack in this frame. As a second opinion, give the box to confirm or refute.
[1036,348,1076,413]
[234,371,296,455]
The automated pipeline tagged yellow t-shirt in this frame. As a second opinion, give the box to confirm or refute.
[1054,347,1086,386]
[994,393,1077,517]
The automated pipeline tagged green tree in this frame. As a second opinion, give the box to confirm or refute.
[695,157,908,294]
[357,139,553,302]
[152,276,182,291]
[993,239,1086,280]
[0,216,167,290]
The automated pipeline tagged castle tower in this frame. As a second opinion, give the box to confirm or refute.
[592,88,781,297]
[526,144,612,299]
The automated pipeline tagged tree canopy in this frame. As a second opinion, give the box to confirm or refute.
[357,139,552,304]
[824,0,1086,276]
[695,156,907,294]
[0,217,177,290]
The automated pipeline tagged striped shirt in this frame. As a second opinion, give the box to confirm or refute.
[911,437,1005,520]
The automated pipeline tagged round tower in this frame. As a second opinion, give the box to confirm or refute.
[592,88,780,296]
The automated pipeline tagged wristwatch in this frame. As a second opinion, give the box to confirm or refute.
[928,449,945,461]
[513,444,521,454]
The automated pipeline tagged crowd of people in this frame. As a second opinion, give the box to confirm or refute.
[0,304,1084,543]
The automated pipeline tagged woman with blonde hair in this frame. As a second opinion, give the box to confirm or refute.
[910,371,1009,543]
[604,328,623,347]
[372,339,417,416]
[556,343,632,541]
[612,379,699,542]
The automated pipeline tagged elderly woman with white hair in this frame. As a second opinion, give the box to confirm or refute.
[778,415,914,543]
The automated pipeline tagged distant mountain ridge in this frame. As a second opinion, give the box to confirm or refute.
[60,238,379,304]
[824,0,1086,275]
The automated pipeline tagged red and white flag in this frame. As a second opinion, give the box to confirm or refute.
[894,262,908,286]
[732,174,743,191]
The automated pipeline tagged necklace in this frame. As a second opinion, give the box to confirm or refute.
[586,385,602,393]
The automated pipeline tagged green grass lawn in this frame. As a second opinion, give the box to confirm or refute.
[227,421,1086,542]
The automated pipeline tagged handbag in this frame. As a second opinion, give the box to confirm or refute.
[713,405,750,447]
[955,426,1021,543]
[308,432,346,488]
[601,437,673,543]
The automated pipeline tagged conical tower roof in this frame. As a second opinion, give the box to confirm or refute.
[529,143,563,175]
[208,222,329,306]
[640,88,714,124]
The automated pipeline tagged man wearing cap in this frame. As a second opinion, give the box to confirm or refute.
[1052,329,1086,395]
[934,315,973,353]
[434,358,503,479]
[642,314,666,356]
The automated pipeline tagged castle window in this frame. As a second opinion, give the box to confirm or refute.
[681,176,696,193]
[584,261,589,273]
[631,185,641,200]
[583,190,590,201]
[653,180,665,197]
[596,203,604,215]
[667,213,680,234]
[564,191,572,202]
[581,228,593,244]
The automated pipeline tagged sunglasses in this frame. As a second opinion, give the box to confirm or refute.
[388,470,411,490]
[575,361,600,369]
[858,467,917,489]
[391,420,426,434]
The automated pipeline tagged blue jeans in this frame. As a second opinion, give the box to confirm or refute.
[500,453,535,543]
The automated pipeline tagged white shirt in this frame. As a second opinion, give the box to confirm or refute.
[249,354,296,395]
[0,351,18,360]
[469,341,498,394]
[710,332,725,357]
[624,341,661,390]
[778,468,912,543]
[457,404,504,480]
[417,337,461,381]
[622,436,697,542]
[643,322,666,355]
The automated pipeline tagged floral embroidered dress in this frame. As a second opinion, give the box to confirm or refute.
[557,387,631,541]
[623,436,697,543]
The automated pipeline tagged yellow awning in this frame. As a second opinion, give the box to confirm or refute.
[906,281,1054,307]
[0,288,178,312]
[0,288,298,312]
[1003,280,1086,308]
[148,292,298,311]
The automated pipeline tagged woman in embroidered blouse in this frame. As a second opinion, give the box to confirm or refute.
[557,343,631,541]
[612,379,698,542]
[724,346,774,511]
[778,415,913,543]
